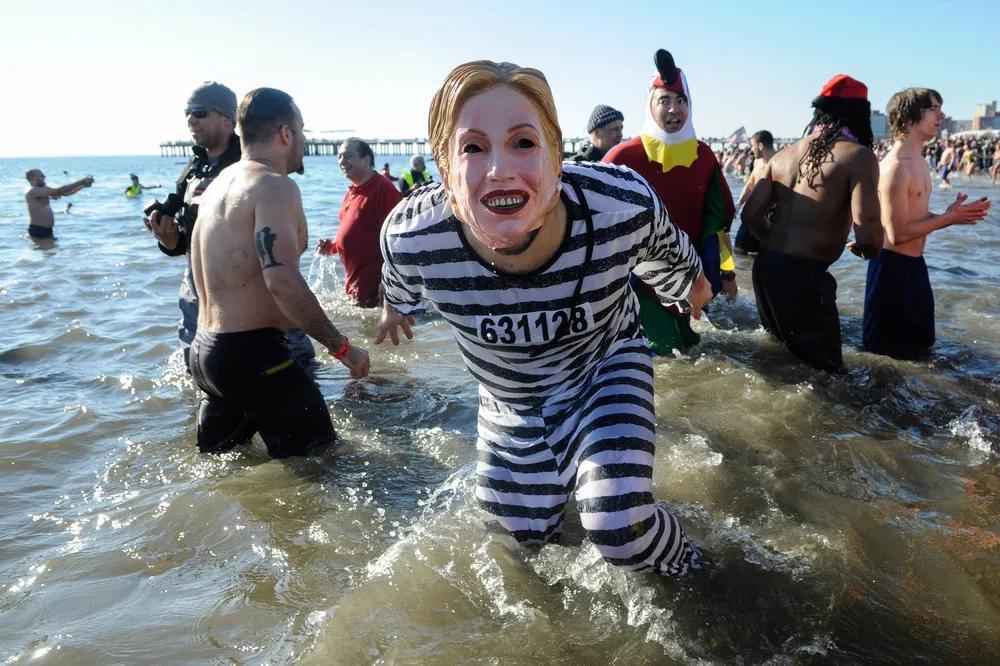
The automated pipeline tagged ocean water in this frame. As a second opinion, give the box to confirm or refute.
[1,154,998,665]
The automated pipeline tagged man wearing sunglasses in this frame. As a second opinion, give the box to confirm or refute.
[144,81,315,369]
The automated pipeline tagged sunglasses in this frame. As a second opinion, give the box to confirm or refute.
[184,107,211,119]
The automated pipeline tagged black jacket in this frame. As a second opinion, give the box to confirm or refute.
[158,132,242,257]
[570,141,606,163]
[156,131,241,352]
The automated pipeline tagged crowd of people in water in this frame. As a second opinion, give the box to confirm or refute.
[921,136,1000,185]
[18,50,993,577]
[714,135,1000,186]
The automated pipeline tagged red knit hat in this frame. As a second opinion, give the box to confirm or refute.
[820,74,868,100]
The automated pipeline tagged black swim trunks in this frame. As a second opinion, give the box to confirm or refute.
[27,225,54,238]
[752,249,845,373]
[188,328,336,458]
[862,249,934,358]
[734,220,762,254]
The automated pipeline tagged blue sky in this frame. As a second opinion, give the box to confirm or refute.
[2,0,996,157]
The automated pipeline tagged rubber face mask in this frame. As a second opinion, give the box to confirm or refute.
[444,86,561,251]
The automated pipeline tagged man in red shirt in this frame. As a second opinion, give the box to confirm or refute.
[317,138,402,307]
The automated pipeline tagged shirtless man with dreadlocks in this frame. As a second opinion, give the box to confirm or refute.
[741,75,883,373]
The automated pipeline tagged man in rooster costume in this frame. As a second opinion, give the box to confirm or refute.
[604,49,736,354]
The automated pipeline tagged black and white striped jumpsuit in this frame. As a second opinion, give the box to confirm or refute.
[381,161,708,575]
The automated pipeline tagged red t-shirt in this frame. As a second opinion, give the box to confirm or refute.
[334,173,402,307]
[603,137,735,243]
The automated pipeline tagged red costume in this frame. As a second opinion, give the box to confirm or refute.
[604,139,734,245]
[602,48,736,353]
[333,173,402,307]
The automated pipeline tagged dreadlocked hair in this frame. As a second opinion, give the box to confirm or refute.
[800,96,873,188]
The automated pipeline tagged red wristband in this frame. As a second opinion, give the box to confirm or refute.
[333,336,350,359]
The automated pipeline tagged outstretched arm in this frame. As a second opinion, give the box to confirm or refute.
[43,176,93,199]
[56,176,93,197]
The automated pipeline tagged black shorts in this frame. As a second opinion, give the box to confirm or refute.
[734,220,762,254]
[863,250,935,358]
[28,225,54,238]
[752,250,844,373]
[188,328,336,458]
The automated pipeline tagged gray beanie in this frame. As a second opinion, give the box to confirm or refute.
[187,81,238,119]
[587,104,624,133]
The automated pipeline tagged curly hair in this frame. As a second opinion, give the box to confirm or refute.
[800,96,873,188]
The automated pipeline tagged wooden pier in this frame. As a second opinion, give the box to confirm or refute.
[161,135,807,160]
[160,137,594,158]
[160,141,197,158]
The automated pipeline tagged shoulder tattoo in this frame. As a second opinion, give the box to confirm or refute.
[255,227,283,269]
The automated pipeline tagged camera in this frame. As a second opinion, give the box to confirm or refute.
[143,192,183,219]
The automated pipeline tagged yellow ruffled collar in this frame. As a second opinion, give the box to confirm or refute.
[640,134,699,172]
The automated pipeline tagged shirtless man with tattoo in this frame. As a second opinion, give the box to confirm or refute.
[188,87,370,458]
[742,75,883,373]
[863,88,991,358]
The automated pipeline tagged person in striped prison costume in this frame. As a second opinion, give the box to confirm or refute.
[375,60,713,575]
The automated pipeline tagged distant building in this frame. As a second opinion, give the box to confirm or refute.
[973,101,996,118]
[972,100,997,131]
[952,119,974,133]
[871,110,887,139]
[940,116,953,136]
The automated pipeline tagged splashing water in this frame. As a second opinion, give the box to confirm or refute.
[949,405,993,455]
[4,157,1000,664]
[308,249,344,295]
